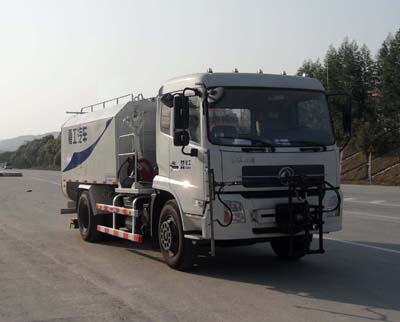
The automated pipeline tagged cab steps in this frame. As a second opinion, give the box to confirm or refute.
[95,200,144,243]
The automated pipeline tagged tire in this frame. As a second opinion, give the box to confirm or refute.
[77,191,102,242]
[158,200,195,270]
[270,235,312,260]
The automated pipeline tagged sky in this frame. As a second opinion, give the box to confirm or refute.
[0,0,399,139]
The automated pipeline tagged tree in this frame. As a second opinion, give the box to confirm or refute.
[297,36,391,155]
[376,31,400,143]
[297,59,326,86]
[2,134,61,169]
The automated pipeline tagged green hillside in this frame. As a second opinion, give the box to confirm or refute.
[0,135,61,170]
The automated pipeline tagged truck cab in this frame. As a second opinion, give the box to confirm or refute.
[153,72,350,266]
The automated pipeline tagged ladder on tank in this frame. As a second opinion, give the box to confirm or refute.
[95,129,153,243]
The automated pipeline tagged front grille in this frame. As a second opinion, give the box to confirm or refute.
[242,165,324,188]
[223,189,321,199]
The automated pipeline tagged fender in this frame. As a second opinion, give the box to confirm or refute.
[77,184,114,216]
[152,175,200,232]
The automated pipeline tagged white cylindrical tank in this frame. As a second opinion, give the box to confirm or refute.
[61,98,156,200]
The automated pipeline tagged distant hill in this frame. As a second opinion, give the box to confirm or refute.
[0,132,59,152]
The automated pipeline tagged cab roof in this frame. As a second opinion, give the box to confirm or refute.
[159,72,325,95]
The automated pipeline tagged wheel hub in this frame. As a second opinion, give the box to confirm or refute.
[160,220,173,251]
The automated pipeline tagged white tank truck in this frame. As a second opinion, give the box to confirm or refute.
[61,71,352,270]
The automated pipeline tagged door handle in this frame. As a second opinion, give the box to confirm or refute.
[170,162,179,170]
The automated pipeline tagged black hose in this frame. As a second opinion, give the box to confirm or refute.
[215,184,234,227]
[117,158,131,183]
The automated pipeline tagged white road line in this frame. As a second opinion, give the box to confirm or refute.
[344,210,400,221]
[345,198,400,208]
[325,237,400,255]
[369,200,385,204]
[28,176,59,186]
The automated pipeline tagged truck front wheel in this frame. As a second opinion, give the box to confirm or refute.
[270,235,312,260]
[77,191,102,242]
[158,200,194,270]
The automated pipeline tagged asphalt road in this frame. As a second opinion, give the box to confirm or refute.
[1,170,399,322]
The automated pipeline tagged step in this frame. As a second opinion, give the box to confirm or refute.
[184,234,203,240]
[96,203,136,216]
[97,225,143,243]
[60,208,76,214]
[69,217,78,229]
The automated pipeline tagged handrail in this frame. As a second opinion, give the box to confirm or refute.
[80,93,145,113]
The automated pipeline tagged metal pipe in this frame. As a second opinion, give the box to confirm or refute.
[288,182,294,256]
[80,94,139,113]
[132,196,150,212]
[207,152,216,257]
[318,187,324,252]
[133,135,137,183]
[118,152,136,157]
[112,194,123,229]
[131,195,150,234]
[119,133,135,139]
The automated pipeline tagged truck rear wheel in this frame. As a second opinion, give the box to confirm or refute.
[77,191,102,242]
[270,235,312,260]
[158,200,194,270]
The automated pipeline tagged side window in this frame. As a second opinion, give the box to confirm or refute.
[188,96,201,144]
[160,102,171,135]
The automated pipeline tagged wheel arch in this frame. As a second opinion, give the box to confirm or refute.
[77,184,115,215]
[150,190,176,240]
[77,184,94,212]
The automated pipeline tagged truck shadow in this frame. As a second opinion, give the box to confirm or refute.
[100,237,165,264]
[189,240,400,316]
[99,236,400,316]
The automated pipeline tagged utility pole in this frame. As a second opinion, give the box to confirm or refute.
[368,147,373,185]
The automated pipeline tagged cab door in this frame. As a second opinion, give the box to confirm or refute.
[169,96,206,215]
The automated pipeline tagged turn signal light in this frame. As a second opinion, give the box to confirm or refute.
[223,210,232,224]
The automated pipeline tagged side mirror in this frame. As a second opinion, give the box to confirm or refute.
[327,92,352,140]
[173,130,190,146]
[160,93,174,107]
[207,87,224,105]
[343,98,352,137]
[174,95,189,130]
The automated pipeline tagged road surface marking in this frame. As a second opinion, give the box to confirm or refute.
[369,200,385,204]
[325,237,400,255]
[28,176,59,186]
[344,198,400,208]
[344,210,400,221]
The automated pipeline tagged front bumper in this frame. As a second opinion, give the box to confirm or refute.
[199,189,342,240]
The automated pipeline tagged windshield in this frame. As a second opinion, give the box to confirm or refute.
[207,88,335,147]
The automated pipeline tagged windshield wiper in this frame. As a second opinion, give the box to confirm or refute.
[219,137,276,152]
[288,140,327,150]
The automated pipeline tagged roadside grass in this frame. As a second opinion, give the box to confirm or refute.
[341,153,367,175]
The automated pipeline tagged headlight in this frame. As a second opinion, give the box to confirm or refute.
[224,200,246,224]
[325,195,340,217]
